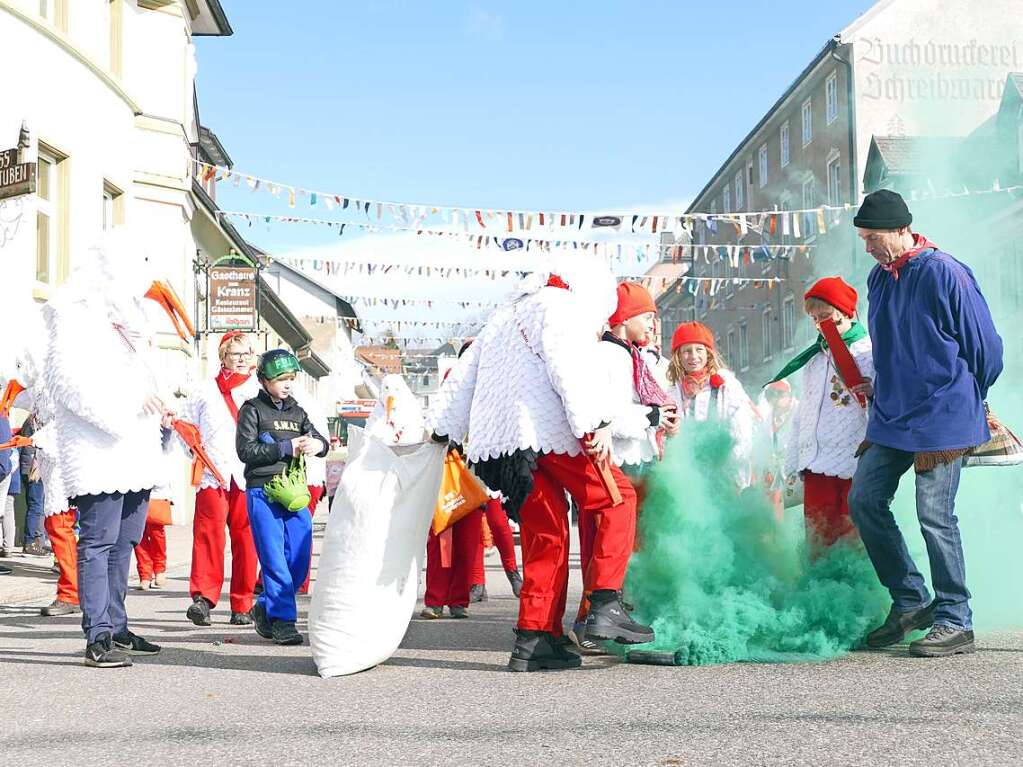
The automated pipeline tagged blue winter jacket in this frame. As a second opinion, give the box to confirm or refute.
[866,248,1003,452]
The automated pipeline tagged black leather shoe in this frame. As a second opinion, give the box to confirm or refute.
[584,590,654,645]
[186,596,212,627]
[909,624,976,657]
[113,630,161,656]
[865,602,935,648]
[271,620,304,646]
[84,633,132,668]
[230,610,253,626]
[508,629,583,672]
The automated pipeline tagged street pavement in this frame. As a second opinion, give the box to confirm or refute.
[1,520,1021,767]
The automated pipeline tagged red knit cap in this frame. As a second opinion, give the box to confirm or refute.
[766,380,791,393]
[804,276,858,317]
[608,282,657,327]
[671,322,715,353]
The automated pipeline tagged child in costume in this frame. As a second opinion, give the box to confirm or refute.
[468,497,521,603]
[235,350,329,646]
[569,282,679,653]
[667,322,756,486]
[769,277,873,547]
[184,331,260,627]
[755,380,798,518]
[429,261,655,672]
[134,484,172,590]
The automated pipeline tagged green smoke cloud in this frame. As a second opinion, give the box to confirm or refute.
[622,419,889,665]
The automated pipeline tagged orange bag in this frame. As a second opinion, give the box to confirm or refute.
[432,451,489,535]
[147,498,173,526]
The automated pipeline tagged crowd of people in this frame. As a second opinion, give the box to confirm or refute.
[0,189,1004,671]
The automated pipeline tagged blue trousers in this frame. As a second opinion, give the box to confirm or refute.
[74,490,151,644]
[246,488,312,623]
[22,476,45,544]
[848,444,971,630]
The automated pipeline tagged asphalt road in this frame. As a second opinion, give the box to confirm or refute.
[1,532,1020,767]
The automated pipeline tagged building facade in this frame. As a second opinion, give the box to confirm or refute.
[664,0,1023,389]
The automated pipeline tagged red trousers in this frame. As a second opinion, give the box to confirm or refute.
[471,498,518,586]
[424,508,483,608]
[190,481,258,613]
[135,521,167,581]
[44,510,79,605]
[803,472,855,547]
[518,452,636,634]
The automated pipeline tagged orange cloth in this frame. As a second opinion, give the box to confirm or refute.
[44,510,79,605]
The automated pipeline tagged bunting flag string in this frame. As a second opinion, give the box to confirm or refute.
[221,211,816,261]
[340,296,502,309]
[200,161,1023,233]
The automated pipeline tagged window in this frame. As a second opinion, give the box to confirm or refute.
[827,155,842,205]
[802,176,816,210]
[102,180,124,230]
[758,144,768,188]
[780,121,790,168]
[727,327,736,369]
[745,159,754,207]
[38,0,68,31]
[36,146,69,287]
[802,176,817,239]
[826,71,839,124]
[722,186,731,214]
[762,309,773,362]
[738,320,749,371]
[802,98,813,146]
[710,199,717,215]
[783,295,796,350]
[734,171,744,211]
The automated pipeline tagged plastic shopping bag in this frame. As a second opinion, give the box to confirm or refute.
[431,450,489,535]
[308,427,446,678]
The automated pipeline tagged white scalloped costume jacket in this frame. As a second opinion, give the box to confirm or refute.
[184,376,261,491]
[429,264,617,461]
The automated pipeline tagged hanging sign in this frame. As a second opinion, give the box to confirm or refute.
[208,266,257,330]
[0,149,35,201]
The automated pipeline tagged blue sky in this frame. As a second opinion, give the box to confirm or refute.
[197,0,876,255]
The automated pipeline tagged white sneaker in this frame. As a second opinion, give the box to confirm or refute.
[153,573,167,588]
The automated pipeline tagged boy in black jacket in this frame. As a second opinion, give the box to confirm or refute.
[236,350,328,645]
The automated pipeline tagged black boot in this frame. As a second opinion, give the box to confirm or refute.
[909,625,976,657]
[230,610,253,626]
[508,629,582,672]
[864,602,935,649]
[186,595,213,627]
[584,590,654,645]
[505,569,523,598]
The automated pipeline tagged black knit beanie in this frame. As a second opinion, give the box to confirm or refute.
[853,189,913,229]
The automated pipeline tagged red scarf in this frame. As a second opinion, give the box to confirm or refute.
[630,346,674,460]
[881,233,938,281]
[216,369,250,422]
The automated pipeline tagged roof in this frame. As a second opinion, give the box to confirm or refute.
[261,258,361,332]
[687,37,841,211]
[356,347,403,377]
[198,126,232,168]
[868,136,963,175]
[191,0,233,36]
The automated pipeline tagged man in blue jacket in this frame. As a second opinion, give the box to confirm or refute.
[848,190,1003,657]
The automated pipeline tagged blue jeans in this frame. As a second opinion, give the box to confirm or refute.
[74,490,151,644]
[246,488,312,623]
[22,476,45,544]
[848,443,971,630]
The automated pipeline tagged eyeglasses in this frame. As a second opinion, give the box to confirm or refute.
[225,352,253,359]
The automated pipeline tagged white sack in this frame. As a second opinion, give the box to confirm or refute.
[308,426,445,678]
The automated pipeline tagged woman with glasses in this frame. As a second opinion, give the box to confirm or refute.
[183,331,261,627]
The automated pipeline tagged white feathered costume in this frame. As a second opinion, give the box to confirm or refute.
[42,240,179,499]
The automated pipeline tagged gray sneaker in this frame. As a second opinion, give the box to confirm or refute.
[909,624,976,657]
[41,599,79,617]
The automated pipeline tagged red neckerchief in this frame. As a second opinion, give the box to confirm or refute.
[216,368,250,422]
[681,369,711,399]
[881,233,938,281]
